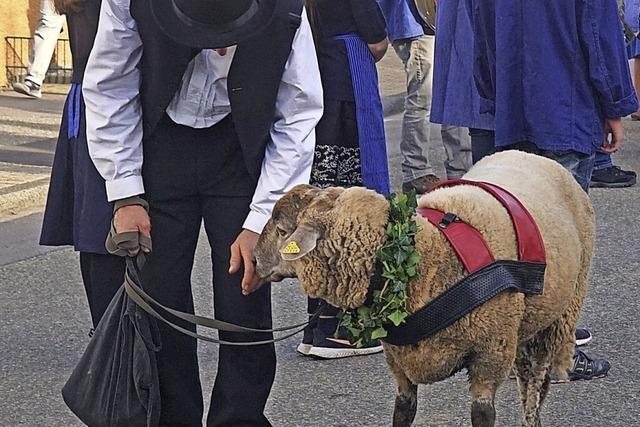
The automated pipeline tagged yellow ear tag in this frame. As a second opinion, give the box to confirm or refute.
[281,241,301,254]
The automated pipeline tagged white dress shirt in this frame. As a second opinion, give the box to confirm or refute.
[165,48,234,128]
[83,0,323,233]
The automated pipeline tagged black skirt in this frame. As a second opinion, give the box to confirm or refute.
[40,84,113,254]
[310,99,363,188]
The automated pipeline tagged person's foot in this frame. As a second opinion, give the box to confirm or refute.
[575,328,592,346]
[402,174,440,194]
[590,166,636,188]
[306,328,383,359]
[550,348,610,383]
[296,323,315,355]
[12,80,42,99]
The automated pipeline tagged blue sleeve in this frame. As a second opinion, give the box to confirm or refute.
[578,0,638,117]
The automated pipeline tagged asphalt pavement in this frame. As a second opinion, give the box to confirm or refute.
[1,65,640,425]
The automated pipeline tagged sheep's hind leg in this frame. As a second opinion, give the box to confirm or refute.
[391,370,418,427]
[515,338,553,427]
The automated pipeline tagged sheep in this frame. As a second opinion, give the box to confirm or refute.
[254,150,595,427]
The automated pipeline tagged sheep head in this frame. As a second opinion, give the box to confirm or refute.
[255,184,389,309]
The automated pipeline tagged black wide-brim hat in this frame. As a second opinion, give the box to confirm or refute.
[151,0,278,49]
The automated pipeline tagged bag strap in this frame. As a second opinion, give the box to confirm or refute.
[124,257,326,344]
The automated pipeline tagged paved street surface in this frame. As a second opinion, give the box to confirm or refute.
[1,61,640,425]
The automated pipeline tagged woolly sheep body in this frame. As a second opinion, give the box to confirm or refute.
[254,150,595,427]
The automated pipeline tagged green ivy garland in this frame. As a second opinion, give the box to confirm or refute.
[338,191,421,347]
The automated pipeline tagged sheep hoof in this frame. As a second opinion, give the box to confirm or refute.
[471,400,496,427]
[392,390,417,427]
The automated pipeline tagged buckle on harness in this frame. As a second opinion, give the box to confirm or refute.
[439,212,458,228]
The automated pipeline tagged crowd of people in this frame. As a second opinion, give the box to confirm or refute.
[12,0,638,425]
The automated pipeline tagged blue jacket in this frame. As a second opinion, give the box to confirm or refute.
[377,0,424,42]
[625,0,640,31]
[471,0,638,154]
[430,0,494,130]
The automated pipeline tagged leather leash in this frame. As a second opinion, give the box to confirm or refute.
[123,256,326,346]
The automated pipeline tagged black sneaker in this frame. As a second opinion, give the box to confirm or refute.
[590,166,636,188]
[306,328,383,359]
[296,316,318,356]
[551,348,610,383]
[575,328,592,346]
[12,80,42,99]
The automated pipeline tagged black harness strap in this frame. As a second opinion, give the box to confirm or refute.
[383,260,545,346]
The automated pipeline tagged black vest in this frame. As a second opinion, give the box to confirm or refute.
[130,0,303,179]
[67,0,101,83]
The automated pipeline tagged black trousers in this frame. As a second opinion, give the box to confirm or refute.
[79,252,126,327]
[141,115,275,427]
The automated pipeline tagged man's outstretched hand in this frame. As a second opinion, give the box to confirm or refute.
[229,229,264,296]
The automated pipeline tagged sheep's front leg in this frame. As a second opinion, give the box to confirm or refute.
[469,380,497,427]
[392,378,418,427]
[387,353,418,427]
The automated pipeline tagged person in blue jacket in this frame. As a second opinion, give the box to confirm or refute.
[429,0,494,163]
[588,0,639,189]
[433,0,631,381]
[470,0,637,191]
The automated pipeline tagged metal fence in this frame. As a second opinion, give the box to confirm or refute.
[5,36,72,85]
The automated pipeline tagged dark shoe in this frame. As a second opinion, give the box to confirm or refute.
[296,316,318,355]
[575,328,592,347]
[402,174,440,194]
[590,166,636,188]
[12,80,42,99]
[306,328,383,359]
[551,348,610,383]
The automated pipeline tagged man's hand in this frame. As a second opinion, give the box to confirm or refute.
[113,205,151,256]
[229,229,263,296]
[602,117,623,153]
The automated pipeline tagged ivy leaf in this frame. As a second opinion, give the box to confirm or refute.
[371,327,388,340]
[388,310,408,326]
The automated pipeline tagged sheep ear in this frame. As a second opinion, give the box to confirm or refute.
[280,224,320,261]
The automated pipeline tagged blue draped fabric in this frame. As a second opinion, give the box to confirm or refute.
[67,83,82,139]
[336,33,390,195]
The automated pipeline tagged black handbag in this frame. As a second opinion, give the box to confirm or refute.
[62,258,161,427]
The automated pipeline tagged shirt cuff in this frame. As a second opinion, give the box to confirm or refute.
[105,175,145,202]
[601,92,639,118]
[243,210,271,234]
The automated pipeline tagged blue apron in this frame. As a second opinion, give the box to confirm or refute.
[335,33,391,195]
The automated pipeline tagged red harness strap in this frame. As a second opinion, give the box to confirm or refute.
[418,208,495,274]
[417,180,546,274]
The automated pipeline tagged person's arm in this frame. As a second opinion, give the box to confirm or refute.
[577,0,638,121]
[83,0,144,202]
[83,0,150,250]
[231,9,324,295]
[351,0,389,61]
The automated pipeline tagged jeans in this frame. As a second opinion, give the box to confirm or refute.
[504,141,595,192]
[594,150,614,171]
[393,36,472,181]
[25,0,65,86]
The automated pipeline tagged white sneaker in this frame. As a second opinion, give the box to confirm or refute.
[13,80,42,99]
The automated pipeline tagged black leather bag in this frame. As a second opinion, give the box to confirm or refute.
[62,260,161,427]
